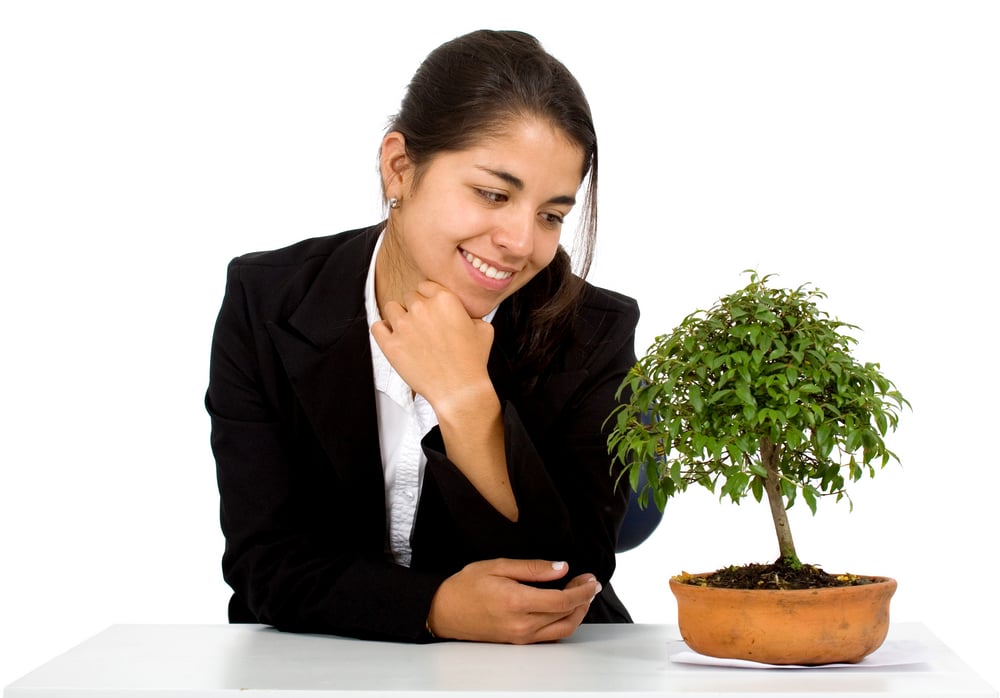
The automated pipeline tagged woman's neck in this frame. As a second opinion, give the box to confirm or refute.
[374,229,411,316]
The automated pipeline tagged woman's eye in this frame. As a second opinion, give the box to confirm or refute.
[477,189,507,204]
[541,212,565,226]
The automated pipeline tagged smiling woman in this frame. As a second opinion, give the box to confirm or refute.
[205,29,640,645]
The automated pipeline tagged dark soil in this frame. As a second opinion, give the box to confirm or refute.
[677,559,880,590]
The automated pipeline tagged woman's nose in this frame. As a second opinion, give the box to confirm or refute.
[493,210,535,257]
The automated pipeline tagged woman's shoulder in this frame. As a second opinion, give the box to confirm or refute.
[577,281,640,323]
[573,281,641,343]
[219,225,381,323]
[230,224,380,274]
[550,280,640,369]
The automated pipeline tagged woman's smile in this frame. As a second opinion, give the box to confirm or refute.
[460,248,515,288]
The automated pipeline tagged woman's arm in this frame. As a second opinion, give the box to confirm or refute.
[405,282,641,623]
[371,280,519,521]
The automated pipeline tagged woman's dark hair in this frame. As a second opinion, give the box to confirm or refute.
[385,29,598,374]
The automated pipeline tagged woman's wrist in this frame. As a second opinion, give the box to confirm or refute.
[428,379,499,426]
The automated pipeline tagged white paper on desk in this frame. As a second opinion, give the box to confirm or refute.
[668,639,933,669]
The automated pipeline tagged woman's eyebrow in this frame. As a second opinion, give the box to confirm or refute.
[476,166,577,206]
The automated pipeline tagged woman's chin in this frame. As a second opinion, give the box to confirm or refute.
[455,293,504,320]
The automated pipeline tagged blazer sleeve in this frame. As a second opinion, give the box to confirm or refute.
[413,289,640,609]
[206,258,446,642]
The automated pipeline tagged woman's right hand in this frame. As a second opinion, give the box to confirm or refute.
[425,558,601,644]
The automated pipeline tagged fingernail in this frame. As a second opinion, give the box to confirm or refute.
[552,561,566,571]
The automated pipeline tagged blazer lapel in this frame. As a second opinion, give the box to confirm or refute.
[265,227,387,538]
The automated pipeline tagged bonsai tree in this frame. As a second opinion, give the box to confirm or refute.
[608,271,908,572]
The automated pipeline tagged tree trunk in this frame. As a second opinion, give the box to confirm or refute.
[760,436,800,567]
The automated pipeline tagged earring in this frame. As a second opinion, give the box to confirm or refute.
[388,197,400,209]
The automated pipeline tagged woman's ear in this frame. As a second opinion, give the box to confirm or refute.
[379,131,411,201]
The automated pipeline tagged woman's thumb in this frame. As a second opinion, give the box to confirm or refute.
[490,558,570,582]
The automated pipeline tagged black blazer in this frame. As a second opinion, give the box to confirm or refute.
[206,224,640,642]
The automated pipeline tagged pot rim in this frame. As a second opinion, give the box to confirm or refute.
[669,573,897,593]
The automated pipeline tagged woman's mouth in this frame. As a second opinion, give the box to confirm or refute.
[461,250,513,281]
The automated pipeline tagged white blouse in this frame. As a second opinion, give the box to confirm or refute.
[364,233,495,566]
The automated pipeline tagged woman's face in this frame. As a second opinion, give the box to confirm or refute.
[379,118,585,319]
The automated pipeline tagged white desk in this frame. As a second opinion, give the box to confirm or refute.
[4,623,996,697]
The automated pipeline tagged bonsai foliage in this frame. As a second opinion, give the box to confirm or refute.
[608,271,908,568]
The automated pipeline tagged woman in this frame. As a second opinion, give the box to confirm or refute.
[206,29,640,644]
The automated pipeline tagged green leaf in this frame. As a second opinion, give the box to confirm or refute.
[653,487,667,511]
[670,461,683,488]
[735,385,756,406]
[688,385,705,413]
[816,423,833,457]
[802,486,818,515]
[846,429,863,452]
[786,366,797,385]
[875,411,888,436]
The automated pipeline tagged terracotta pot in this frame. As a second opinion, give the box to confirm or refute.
[669,574,897,665]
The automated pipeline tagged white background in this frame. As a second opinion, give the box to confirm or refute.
[2,0,997,692]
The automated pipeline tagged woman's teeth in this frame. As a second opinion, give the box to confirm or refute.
[463,251,513,280]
